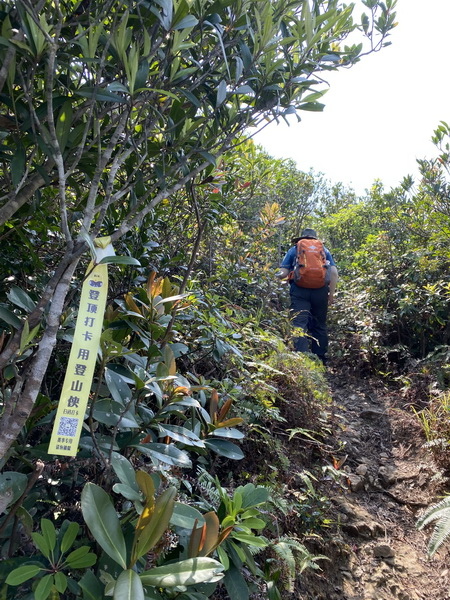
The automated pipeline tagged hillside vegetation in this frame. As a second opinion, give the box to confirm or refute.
[2,0,450,598]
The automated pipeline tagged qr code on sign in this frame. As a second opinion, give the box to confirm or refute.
[57,417,78,437]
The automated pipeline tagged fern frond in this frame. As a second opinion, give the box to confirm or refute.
[416,495,450,557]
[417,495,450,529]
[427,512,450,557]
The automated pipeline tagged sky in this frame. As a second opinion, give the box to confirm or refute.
[253,0,450,196]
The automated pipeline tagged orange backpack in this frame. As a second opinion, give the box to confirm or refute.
[291,238,330,289]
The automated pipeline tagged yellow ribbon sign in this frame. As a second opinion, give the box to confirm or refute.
[48,237,114,456]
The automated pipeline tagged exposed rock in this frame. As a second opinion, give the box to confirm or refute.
[378,465,398,486]
[347,473,365,492]
[356,463,369,477]
[373,544,395,558]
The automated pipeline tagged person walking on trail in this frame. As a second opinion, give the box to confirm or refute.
[276,228,338,364]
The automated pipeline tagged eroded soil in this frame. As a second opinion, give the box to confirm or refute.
[295,370,450,600]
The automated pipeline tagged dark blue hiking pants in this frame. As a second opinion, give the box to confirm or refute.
[290,285,329,358]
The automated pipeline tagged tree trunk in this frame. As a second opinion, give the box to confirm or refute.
[0,259,79,461]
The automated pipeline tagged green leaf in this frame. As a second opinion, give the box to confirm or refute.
[140,557,224,587]
[238,483,269,508]
[216,80,227,107]
[170,503,205,530]
[11,144,25,187]
[240,517,266,529]
[65,546,97,569]
[299,102,325,112]
[158,424,205,448]
[114,569,145,600]
[55,99,73,151]
[5,564,43,585]
[16,506,33,536]
[40,519,57,556]
[60,522,80,554]
[93,399,140,429]
[210,427,244,440]
[113,483,142,501]
[173,15,198,29]
[0,471,27,506]
[0,306,22,329]
[111,452,140,491]
[230,532,267,547]
[204,439,244,460]
[31,532,52,559]
[7,286,36,312]
[198,151,216,166]
[223,564,248,600]
[131,486,176,563]
[34,573,54,600]
[75,86,128,103]
[79,570,104,600]
[98,255,141,266]
[53,572,67,594]
[134,443,192,468]
[105,369,132,405]
[81,483,127,569]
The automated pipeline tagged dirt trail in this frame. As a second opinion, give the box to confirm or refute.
[297,370,450,600]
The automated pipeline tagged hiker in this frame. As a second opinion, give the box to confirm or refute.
[276,228,338,364]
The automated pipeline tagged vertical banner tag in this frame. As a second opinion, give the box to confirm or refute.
[48,237,114,456]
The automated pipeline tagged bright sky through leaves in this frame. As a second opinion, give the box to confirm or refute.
[254,0,450,195]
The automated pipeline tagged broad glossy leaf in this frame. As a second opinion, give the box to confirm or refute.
[240,516,266,529]
[5,564,43,585]
[234,85,254,95]
[11,144,25,187]
[41,519,57,555]
[0,471,27,506]
[210,427,244,440]
[7,286,36,312]
[75,87,127,103]
[204,439,244,460]
[160,397,201,412]
[111,452,140,491]
[34,573,54,600]
[81,483,127,569]
[55,100,73,151]
[223,564,248,600]
[99,255,141,266]
[32,532,52,559]
[105,368,132,405]
[238,484,269,508]
[299,101,325,112]
[199,512,220,556]
[114,569,145,600]
[199,151,216,166]
[134,443,192,468]
[0,306,22,329]
[135,470,155,502]
[131,486,176,563]
[158,424,205,448]
[230,532,267,547]
[216,80,227,107]
[112,483,142,501]
[173,15,198,29]
[79,570,104,600]
[140,557,224,587]
[53,571,67,593]
[16,506,33,536]
[60,522,80,554]
[170,502,205,530]
[92,399,140,429]
[65,546,97,568]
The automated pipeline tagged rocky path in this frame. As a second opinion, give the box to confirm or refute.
[297,371,450,600]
